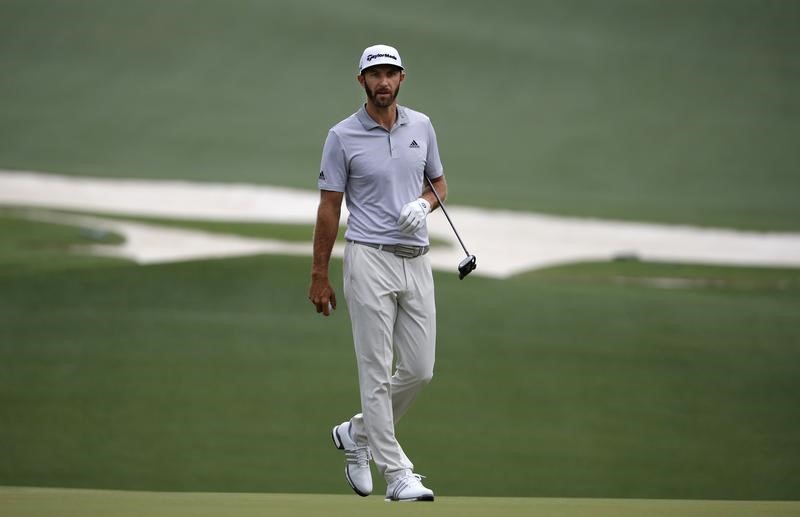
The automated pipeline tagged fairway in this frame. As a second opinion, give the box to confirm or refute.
[2,226,799,499]
[2,487,798,517]
[2,0,799,507]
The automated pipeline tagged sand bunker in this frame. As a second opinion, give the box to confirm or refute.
[2,169,800,278]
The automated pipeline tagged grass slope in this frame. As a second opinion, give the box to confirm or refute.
[2,488,800,517]
[44,208,451,247]
[1,216,799,500]
[0,209,129,272]
[1,0,799,229]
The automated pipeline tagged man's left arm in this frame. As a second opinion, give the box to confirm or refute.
[421,117,446,210]
[420,174,446,211]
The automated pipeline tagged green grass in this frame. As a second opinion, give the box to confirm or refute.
[1,217,799,500]
[2,488,799,517]
[0,209,129,272]
[527,260,800,291]
[2,0,800,504]
[1,0,799,229]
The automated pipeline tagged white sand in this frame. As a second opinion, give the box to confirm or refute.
[2,169,800,278]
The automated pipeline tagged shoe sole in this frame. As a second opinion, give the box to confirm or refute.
[384,494,435,502]
[331,424,370,498]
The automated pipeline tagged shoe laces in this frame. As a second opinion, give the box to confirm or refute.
[344,445,372,467]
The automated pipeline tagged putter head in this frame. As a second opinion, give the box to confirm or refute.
[458,255,477,280]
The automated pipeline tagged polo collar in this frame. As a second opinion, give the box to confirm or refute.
[357,104,409,131]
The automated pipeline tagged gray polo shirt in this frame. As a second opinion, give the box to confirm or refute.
[318,104,444,246]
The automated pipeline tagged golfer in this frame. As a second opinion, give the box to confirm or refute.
[308,44,446,502]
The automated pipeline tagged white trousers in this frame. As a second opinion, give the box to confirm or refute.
[342,242,436,483]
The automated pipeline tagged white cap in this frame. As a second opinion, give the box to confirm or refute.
[358,44,404,73]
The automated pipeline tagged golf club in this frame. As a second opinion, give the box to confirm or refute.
[425,175,477,279]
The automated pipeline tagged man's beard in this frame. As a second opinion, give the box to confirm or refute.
[365,83,400,108]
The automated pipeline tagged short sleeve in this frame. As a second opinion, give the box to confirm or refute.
[424,120,444,180]
[318,130,348,191]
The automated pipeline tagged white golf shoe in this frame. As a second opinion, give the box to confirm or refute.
[331,420,373,497]
[384,473,435,502]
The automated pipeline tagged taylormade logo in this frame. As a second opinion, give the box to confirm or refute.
[367,53,398,62]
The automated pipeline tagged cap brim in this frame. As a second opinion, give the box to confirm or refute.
[360,60,404,73]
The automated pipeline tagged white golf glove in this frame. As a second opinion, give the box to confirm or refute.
[397,198,431,234]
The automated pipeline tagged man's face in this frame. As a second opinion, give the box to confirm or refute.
[358,65,404,108]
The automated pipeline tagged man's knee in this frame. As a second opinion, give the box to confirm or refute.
[412,366,434,386]
[394,364,434,386]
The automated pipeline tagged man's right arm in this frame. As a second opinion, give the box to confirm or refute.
[308,189,344,316]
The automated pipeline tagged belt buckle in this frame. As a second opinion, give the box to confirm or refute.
[393,244,419,258]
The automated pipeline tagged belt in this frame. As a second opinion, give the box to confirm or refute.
[347,240,430,258]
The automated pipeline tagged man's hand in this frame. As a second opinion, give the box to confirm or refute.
[397,198,431,234]
[308,274,337,316]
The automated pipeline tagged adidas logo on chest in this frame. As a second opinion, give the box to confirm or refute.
[409,139,420,148]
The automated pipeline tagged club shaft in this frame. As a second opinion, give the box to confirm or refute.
[425,176,470,256]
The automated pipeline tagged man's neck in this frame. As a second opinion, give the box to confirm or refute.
[365,102,397,131]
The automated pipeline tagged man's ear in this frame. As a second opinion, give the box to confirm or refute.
[356,74,365,87]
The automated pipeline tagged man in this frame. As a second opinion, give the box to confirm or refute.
[308,44,447,502]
